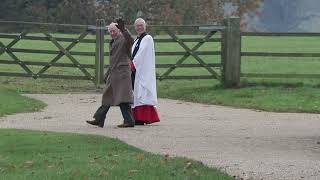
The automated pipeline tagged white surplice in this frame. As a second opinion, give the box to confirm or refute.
[131,35,157,108]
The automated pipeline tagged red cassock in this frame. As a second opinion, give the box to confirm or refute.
[132,105,160,124]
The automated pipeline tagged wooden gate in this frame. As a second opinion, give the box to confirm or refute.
[0,18,239,86]
[0,20,102,84]
[150,25,223,81]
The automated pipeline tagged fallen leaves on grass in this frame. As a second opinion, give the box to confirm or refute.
[128,169,139,178]
[185,161,192,169]
[161,153,170,164]
[43,159,49,166]
[24,160,34,168]
[128,169,139,174]
[136,153,145,161]
[98,168,108,177]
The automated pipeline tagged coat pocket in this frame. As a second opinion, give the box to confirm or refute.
[116,62,130,80]
[117,62,130,72]
[117,62,129,66]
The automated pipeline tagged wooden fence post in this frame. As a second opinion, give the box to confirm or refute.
[221,17,241,87]
[99,20,105,85]
[95,19,105,86]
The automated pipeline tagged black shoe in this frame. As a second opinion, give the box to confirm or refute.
[117,123,134,128]
[146,121,159,125]
[135,121,145,126]
[86,120,104,128]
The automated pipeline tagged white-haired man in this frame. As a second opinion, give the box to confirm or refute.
[130,18,160,125]
[87,18,135,128]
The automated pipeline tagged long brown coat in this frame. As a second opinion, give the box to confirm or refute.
[102,31,133,106]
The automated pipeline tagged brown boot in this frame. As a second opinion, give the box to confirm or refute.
[86,120,104,128]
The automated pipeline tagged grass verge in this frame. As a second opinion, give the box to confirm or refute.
[0,129,232,180]
[0,87,46,117]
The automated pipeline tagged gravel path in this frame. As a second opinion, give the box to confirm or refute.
[1,94,320,180]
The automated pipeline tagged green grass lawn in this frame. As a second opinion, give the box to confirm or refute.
[158,80,320,113]
[1,33,320,113]
[0,68,231,180]
[0,129,232,180]
[0,87,46,117]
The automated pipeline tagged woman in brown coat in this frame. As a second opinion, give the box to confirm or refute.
[87,19,135,128]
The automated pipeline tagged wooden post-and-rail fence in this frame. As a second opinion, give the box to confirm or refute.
[0,18,231,86]
[5,17,318,88]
